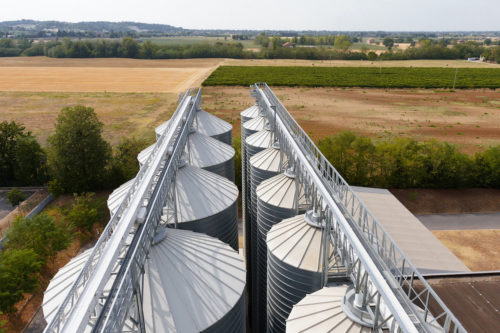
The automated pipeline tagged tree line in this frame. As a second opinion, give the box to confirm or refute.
[1,36,499,63]
[318,132,500,189]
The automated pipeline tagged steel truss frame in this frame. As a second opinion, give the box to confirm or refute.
[252,83,466,333]
[44,89,201,333]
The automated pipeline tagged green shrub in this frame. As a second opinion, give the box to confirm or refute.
[66,193,103,231]
[5,188,25,206]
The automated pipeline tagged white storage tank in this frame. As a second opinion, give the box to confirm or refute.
[240,104,260,124]
[254,170,309,333]
[156,109,232,145]
[42,228,246,333]
[138,132,235,181]
[286,284,373,333]
[266,213,328,332]
[161,164,239,251]
[107,165,239,251]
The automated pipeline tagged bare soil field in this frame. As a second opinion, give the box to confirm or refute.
[0,57,223,92]
[223,58,500,68]
[203,86,500,153]
[390,188,500,214]
[0,91,177,145]
[432,229,500,271]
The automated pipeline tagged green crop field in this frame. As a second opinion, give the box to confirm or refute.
[203,66,500,89]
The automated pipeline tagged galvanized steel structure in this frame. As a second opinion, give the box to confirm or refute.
[244,83,466,332]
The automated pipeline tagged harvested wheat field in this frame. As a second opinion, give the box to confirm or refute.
[203,86,500,152]
[432,229,500,271]
[0,57,223,92]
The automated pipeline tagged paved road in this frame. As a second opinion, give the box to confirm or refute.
[417,213,500,230]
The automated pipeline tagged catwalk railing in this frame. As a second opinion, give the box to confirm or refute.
[44,89,200,333]
[253,83,466,333]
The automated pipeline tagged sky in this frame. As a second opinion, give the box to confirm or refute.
[1,0,499,31]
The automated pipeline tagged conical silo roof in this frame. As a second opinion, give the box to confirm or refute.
[242,116,267,142]
[195,109,232,145]
[240,104,260,123]
[162,165,239,250]
[42,247,94,324]
[254,172,308,333]
[267,214,328,332]
[144,228,246,333]
[286,285,373,333]
[138,133,235,181]
[107,178,135,215]
[137,144,155,166]
[155,110,232,145]
[42,229,246,333]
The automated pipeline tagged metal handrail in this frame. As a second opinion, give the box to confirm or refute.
[94,89,200,332]
[255,83,466,332]
[43,90,193,333]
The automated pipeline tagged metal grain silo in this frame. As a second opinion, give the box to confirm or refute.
[267,213,329,332]
[254,170,309,333]
[138,132,235,181]
[242,115,266,143]
[240,104,260,123]
[144,228,246,333]
[107,178,136,216]
[286,284,373,333]
[155,109,232,145]
[42,228,246,333]
[161,164,239,251]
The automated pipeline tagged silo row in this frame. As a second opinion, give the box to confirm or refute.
[43,106,247,332]
[240,103,371,333]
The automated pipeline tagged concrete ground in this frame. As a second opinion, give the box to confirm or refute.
[418,213,500,230]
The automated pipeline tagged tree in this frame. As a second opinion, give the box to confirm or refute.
[484,38,492,46]
[140,40,157,59]
[367,51,378,61]
[48,105,111,193]
[0,121,27,186]
[6,188,25,207]
[383,37,395,50]
[5,214,72,265]
[108,137,150,187]
[66,193,102,231]
[0,249,41,313]
[122,37,139,58]
[334,35,352,52]
[14,136,48,185]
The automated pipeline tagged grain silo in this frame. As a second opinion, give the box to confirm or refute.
[242,115,267,143]
[106,165,238,251]
[286,284,373,333]
[42,228,246,333]
[161,164,239,251]
[254,169,309,333]
[138,132,235,181]
[155,109,232,145]
[266,213,329,332]
[240,104,260,123]
[107,178,136,216]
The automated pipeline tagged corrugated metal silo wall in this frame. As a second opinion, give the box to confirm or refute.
[203,158,235,183]
[169,201,239,251]
[255,202,297,333]
[267,251,322,333]
[211,131,232,146]
[203,293,246,333]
